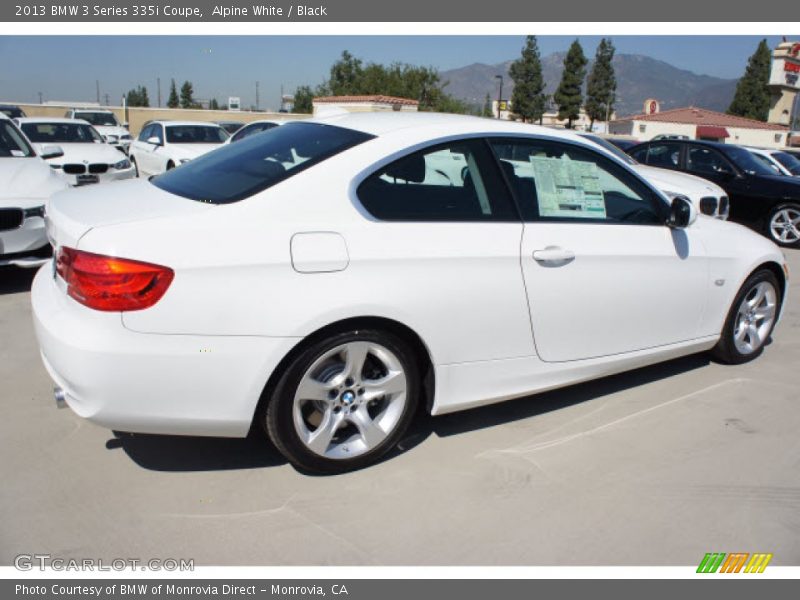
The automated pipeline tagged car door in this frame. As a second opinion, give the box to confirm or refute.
[132,124,154,175]
[683,144,764,226]
[138,124,164,176]
[489,137,709,363]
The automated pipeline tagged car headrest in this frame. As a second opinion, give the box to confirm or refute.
[384,153,426,183]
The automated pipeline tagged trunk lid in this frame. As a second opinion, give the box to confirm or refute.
[46,178,212,249]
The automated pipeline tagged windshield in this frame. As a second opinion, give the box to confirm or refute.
[723,145,777,177]
[772,151,800,176]
[21,122,103,144]
[152,122,374,204]
[582,134,637,165]
[0,120,35,157]
[75,111,119,126]
[1,106,26,119]
[165,125,228,144]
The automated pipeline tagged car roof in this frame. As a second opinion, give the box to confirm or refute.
[15,117,92,125]
[152,121,225,128]
[308,111,591,143]
[71,108,114,112]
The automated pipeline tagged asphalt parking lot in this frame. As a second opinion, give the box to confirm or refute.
[1,249,799,567]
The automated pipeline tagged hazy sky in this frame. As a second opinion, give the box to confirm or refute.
[0,35,787,110]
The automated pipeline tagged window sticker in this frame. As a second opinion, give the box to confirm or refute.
[530,156,607,219]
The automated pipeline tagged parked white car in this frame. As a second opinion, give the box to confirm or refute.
[746,146,800,178]
[128,121,228,177]
[64,108,132,154]
[16,118,136,186]
[0,115,68,267]
[581,134,729,219]
[226,120,283,144]
[33,113,787,473]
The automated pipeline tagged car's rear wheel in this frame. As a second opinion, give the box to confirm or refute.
[766,203,800,247]
[264,329,420,474]
[711,269,781,364]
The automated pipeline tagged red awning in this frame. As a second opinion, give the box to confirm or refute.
[696,125,730,139]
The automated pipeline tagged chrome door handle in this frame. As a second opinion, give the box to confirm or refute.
[532,247,575,264]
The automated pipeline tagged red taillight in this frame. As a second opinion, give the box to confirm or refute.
[56,247,174,312]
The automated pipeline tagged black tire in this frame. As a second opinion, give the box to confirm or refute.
[765,203,800,248]
[166,161,175,171]
[263,329,420,474]
[130,155,139,178]
[711,269,781,365]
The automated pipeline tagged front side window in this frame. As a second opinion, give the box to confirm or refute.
[21,122,103,144]
[716,145,775,177]
[165,125,228,145]
[686,146,735,177]
[750,153,783,176]
[631,142,681,169]
[772,151,800,176]
[490,138,664,225]
[357,139,517,222]
[137,124,153,142]
[153,122,373,204]
[0,120,35,157]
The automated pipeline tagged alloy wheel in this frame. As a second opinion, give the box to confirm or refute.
[292,341,407,459]
[733,281,777,355]
[769,207,800,244]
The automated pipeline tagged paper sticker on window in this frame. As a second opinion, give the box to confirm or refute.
[530,156,607,219]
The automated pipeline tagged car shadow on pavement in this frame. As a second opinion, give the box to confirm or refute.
[107,353,711,474]
[107,429,287,472]
[0,266,37,295]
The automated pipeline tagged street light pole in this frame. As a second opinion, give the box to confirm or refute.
[495,74,504,120]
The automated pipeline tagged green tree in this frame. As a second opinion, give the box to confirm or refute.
[167,79,179,109]
[482,93,493,117]
[585,38,617,131]
[180,80,197,109]
[125,85,150,107]
[554,40,588,128]
[208,98,219,110]
[329,50,364,96]
[728,39,772,121]
[509,35,546,123]
[292,85,315,114]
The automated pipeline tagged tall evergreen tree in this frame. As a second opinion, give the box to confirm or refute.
[554,40,588,129]
[292,85,315,113]
[585,38,617,131]
[328,51,364,96]
[167,79,179,109]
[208,98,219,110]
[509,35,546,123]
[180,81,197,109]
[125,85,150,107]
[728,39,772,121]
[482,93,493,118]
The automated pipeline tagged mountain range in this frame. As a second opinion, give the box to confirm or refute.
[439,53,739,117]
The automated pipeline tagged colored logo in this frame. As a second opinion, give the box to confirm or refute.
[697,553,773,573]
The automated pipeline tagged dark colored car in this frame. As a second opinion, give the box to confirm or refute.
[605,137,638,152]
[214,120,245,135]
[785,147,800,160]
[0,105,27,119]
[628,139,800,247]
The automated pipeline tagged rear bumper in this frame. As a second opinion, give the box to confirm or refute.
[31,266,300,437]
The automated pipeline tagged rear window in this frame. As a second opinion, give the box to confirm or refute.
[75,111,118,126]
[152,122,374,204]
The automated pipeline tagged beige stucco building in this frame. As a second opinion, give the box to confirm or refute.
[312,95,419,116]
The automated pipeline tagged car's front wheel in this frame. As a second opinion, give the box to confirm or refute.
[711,269,781,364]
[766,203,800,247]
[264,329,420,474]
[130,155,139,177]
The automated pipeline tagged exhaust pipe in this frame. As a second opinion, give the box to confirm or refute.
[54,387,67,409]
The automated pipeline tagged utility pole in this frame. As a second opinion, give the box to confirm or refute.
[37,91,43,104]
[495,74,504,120]
[255,81,260,111]
[157,77,161,108]
[104,93,110,106]
[96,80,100,104]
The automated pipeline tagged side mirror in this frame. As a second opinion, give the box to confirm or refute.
[40,145,64,160]
[667,195,697,229]
[146,136,162,146]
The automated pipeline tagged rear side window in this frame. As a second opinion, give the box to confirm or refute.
[357,139,517,221]
[632,142,682,169]
[152,122,373,204]
[165,125,228,144]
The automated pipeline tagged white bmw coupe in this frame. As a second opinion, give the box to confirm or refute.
[33,113,788,473]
